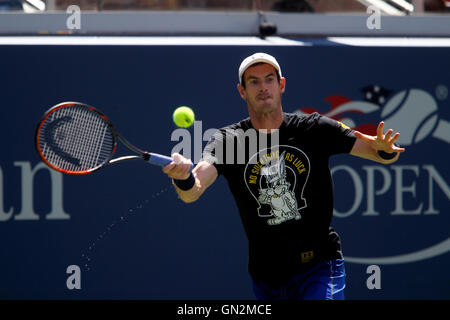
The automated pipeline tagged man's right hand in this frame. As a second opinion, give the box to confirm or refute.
[162,155,218,203]
[162,153,193,180]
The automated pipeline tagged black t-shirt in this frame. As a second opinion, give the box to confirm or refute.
[202,112,356,286]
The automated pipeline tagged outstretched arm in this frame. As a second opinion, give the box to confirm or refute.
[350,121,406,164]
[162,153,218,203]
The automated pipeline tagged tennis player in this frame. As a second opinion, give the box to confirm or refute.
[163,53,405,300]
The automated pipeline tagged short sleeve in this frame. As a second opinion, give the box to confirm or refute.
[316,114,356,155]
[202,129,226,176]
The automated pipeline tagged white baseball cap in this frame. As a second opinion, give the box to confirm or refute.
[238,52,282,85]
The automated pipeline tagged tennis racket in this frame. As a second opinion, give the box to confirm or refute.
[35,101,184,175]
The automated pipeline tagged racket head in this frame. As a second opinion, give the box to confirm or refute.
[35,101,117,175]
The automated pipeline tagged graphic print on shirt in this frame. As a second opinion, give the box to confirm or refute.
[244,145,310,226]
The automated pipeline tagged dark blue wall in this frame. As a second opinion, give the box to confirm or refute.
[1,41,449,299]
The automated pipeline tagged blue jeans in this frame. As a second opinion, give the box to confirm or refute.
[251,259,346,300]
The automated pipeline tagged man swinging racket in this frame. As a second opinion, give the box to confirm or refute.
[162,53,405,300]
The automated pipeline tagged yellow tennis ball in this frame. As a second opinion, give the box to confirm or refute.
[173,106,195,128]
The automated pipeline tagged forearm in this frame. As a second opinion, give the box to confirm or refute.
[172,177,203,203]
[171,161,218,203]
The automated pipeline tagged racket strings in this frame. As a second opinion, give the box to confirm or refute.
[69,107,114,170]
[39,106,114,172]
[69,108,108,169]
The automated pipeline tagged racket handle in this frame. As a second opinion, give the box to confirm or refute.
[148,153,173,166]
[147,153,193,171]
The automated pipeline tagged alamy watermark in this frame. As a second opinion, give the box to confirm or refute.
[66,264,81,290]
[366,5,381,30]
[366,264,381,290]
[66,5,81,30]
[171,121,280,165]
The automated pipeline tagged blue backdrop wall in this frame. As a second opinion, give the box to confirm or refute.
[1,39,449,299]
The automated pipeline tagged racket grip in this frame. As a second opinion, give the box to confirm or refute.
[148,153,173,166]
[147,153,194,171]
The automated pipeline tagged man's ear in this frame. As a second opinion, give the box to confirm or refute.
[280,77,286,94]
[237,83,247,100]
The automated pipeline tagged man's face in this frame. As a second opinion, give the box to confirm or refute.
[238,63,285,115]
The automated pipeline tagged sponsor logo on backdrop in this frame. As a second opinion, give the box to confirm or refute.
[294,86,450,265]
